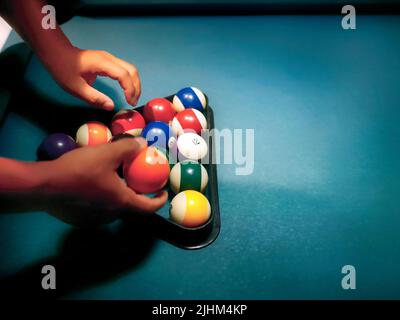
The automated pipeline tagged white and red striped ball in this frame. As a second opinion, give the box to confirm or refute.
[171,108,207,136]
[111,109,145,136]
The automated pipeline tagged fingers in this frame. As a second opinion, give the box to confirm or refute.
[114,58,141,103]
[107,140,168,213]
[123,190,168,213]
[109,137,147,166]
[108,172,168,213]
[71,78,115,110]
[93,52,141,106]
[103,54,141,104]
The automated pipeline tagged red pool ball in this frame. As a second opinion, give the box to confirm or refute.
[143,98,176,124]
[111,109,145,136]
[123,146,170,194]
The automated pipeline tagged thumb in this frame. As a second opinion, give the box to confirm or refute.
[72,78,115,110]
[110,137,147,165]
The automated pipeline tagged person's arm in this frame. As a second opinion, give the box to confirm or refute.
[0,138,167,213]
[0,158,49,193]
[0,0,141,110]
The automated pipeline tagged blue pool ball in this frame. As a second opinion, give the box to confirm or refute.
[141,121,177,150]
[172,87,207,112]
[37,133,77,160]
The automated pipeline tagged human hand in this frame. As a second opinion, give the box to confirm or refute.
[39,137,167,215]
[46,47,141,110]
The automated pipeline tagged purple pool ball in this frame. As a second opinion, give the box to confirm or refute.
[37,133,77,161]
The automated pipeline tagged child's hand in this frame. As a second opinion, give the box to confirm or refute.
[40,137,167,214]
[2,1,141,109]
[46,48,141,110]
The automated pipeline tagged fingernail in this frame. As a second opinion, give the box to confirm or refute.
[104,100,114,110]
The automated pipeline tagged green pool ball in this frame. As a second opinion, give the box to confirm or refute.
[169,160,208,194]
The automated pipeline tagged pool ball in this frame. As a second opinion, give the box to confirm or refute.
[141,121,177,150]
[170,190,211,228]
[169,160,208,194]
[123,146,170,194]
[143,98,176,123]
[76,121,112,147]
[172,87,207,113]
[171,108,207,136]
[37,133,77,160]
[177,132,208,161]
[111,109,145,136]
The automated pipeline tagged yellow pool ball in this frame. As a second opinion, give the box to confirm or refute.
[169,190,211,228]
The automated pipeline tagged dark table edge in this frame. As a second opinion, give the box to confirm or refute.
[76,3,400,16]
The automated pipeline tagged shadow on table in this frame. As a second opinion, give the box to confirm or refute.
[0,196,157,299]
[0,42,124,135]
[10,86,116,137]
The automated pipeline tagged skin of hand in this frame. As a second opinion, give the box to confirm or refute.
[0,138,168,226]
[39,137,168,214]
[0,0,140,110]
[0,0,156,223]
[46,47,141,110]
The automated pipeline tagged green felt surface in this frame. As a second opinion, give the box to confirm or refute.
[0,15,400,299]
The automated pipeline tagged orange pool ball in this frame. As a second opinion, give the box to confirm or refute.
[76,121,112,147]
[123,147,170,194]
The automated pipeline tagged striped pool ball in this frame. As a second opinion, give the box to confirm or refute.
[169,160,208,194]
[76,121,112,147]
[172,87,207,112]
[170,190,211,228]
[171,108,207,136]
[111,109,145,136]
[141,121,177,150]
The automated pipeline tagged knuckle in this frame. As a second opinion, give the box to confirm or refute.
[120,69,130,79]
[120,194,132,208]
[90,96,104,106]
[131,67,139,76]
[122,139,137,150]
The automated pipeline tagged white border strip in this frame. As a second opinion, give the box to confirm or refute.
[0,17,12,51]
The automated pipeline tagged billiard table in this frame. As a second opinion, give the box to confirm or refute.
[1,0,400,299]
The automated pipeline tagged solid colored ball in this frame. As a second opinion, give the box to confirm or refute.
[169,160,208,194]
[143,98,176,123]
[171,108,207,136]
[111,109,145,136]
[177,132,208,161]
[141,121,177,150]
[37,133,77,160]
[172,87,207,112]
[76,121,112,147]
[123,146,170,194]
[170,190,211,228]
